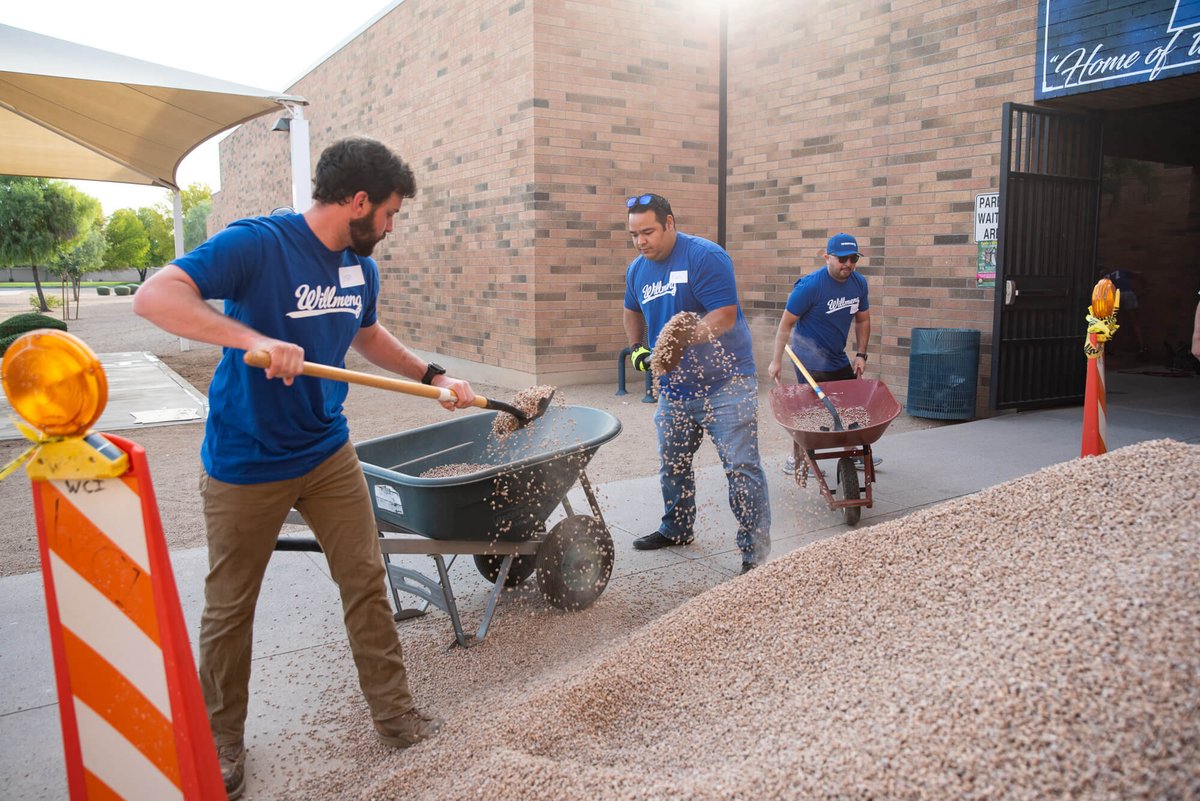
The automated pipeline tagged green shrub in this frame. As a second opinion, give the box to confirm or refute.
[27,294,62,310]
[113,286,131,296]
[0,333,22,357]
[0,312,68,343]
[126,284,139,295]
[0,311,70,356]
[96,286,111,296]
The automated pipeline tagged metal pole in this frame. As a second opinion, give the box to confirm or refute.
[287,106,312,213]
[173,189,190,352]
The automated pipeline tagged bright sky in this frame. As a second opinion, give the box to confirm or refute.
[3,1,399,215]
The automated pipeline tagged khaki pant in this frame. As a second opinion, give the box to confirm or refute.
[198,441,412,745]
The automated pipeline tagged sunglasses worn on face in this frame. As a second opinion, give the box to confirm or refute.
[835,254,860,265]
[626,194,654,208]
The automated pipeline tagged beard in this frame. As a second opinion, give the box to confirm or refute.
[349,215,383,257]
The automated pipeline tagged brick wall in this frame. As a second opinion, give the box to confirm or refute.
[212,0,719,386]
[211,0,1048,408]
[527,0,721,383]
[726,0,1039,414]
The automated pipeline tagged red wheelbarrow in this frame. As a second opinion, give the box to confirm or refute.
[768,379,901,525]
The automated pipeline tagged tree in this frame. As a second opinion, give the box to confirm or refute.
[179,182,213,216]
[0,177,92,312]
[179,183,214,253]
[136,206,174,277]
[51,226,108,319]
[104,209,150,275]
[184,198,213,252]
[49,197,106,318]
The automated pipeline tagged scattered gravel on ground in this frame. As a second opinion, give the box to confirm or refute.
[331,439,1199,801]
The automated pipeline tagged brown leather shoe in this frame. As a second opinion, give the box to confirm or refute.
[373,708,444,749]
[216,741,245,800]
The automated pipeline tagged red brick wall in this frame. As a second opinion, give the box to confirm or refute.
[212,0,719,386]
[726,0,1039,414]
[211,0,1046,408]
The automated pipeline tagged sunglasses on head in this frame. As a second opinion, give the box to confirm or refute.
[834,254,860,265]
[626,194,654,208]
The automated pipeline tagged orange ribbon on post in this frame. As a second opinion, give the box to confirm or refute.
[1082,280,1120,458]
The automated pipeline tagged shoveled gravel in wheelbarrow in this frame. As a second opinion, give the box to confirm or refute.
[351,439,1198,800]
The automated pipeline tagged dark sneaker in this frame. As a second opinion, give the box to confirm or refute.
[216,741,245,801]
[740,561,758,575]
[374,708,443,749]
[632,531,694,551]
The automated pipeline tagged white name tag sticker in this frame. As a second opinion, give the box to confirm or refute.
[669,270,689,284]
[339,264,365,288]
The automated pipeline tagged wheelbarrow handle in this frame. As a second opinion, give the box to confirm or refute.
[242,349,521,416]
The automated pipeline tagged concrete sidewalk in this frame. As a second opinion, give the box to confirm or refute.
[2,370,1196,799]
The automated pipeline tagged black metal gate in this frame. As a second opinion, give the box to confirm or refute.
[990,103,1103,410]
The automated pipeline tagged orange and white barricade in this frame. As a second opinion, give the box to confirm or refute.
[1,330,225,800]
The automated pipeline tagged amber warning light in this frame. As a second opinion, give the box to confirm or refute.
[1,330,127,479]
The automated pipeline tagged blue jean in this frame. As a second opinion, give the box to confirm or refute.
[654,376,771,564]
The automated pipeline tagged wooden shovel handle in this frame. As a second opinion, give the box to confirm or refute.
[243,350,483,408]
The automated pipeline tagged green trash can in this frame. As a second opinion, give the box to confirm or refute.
[906,328,980,420]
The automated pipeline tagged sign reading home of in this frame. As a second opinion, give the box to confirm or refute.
[1037,0,1200,99]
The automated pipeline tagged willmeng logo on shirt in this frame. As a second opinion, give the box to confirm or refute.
[286,284,364,319]
[641,279,678,305]
[826,297,860,315]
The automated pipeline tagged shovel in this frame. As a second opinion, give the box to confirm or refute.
[243,351,554,428]
[784,344,845,432]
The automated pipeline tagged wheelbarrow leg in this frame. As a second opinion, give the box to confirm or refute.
[576,470,610,529]
[430,555,475,649]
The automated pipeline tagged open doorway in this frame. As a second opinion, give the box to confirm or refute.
[1095,152,1200,375]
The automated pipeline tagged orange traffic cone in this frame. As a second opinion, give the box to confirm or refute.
[32,433,225,800]
[1081,332,1107,458]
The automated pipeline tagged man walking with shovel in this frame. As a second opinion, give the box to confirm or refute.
[134,136,472,799]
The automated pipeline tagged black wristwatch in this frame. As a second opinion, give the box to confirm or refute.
[421,362,446,385]
[855,352,868,361]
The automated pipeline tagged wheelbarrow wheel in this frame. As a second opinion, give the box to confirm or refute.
[473,553,537,588]
[837,457,861,525]
[535,515,614,611]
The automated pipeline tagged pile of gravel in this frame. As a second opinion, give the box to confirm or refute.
[349,439,1199,800]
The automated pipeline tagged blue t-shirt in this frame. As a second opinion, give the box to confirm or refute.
[174,213,379,484]
[785,268,870,372]
[623,232,756,398]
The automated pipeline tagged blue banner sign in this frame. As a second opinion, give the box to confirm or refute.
[1038,0,1200,99]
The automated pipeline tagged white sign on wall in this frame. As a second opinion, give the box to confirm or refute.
[974,193,999,242]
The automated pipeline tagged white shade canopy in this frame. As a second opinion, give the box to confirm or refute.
[0,23,303,189]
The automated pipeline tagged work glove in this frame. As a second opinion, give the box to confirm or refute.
[630,344,652,372]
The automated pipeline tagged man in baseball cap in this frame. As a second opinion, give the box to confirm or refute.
[768,232,880,474]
